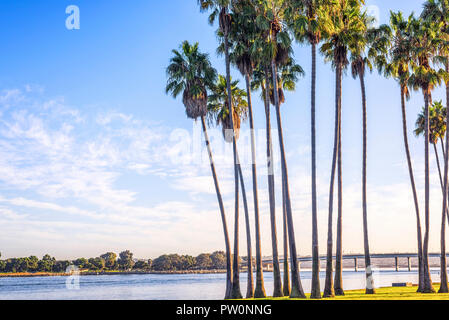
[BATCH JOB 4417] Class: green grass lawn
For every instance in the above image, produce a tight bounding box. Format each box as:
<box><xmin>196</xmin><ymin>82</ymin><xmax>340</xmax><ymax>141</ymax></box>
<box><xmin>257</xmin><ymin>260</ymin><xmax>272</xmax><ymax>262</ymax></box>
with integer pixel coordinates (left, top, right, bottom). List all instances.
<box><xmin>251</xmin><ymin>285</ymin><xmax>449</xmax><ymax>300</ymax></box>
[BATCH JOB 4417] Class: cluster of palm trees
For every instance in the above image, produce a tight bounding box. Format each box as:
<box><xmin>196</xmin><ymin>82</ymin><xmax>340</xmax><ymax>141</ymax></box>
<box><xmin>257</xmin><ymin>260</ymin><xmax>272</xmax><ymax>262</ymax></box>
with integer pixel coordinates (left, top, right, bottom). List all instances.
<box><xmin>165</xmin><ymin>0</ymin><xmax>449</xmax><ymax>299</ymax></box>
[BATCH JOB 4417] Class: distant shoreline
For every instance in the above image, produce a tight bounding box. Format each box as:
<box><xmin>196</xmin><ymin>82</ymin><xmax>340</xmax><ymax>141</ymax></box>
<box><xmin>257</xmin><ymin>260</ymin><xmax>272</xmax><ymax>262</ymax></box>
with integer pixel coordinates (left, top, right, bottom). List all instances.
<box><xmin>0</xmin><ymin>270</ymin><xmax>229</xmax><ymax>278</ymax></box>
<box><xmin>0</xmin><ymin>266</ymin><xmax>430</xmax><ymax>278</ymax></box>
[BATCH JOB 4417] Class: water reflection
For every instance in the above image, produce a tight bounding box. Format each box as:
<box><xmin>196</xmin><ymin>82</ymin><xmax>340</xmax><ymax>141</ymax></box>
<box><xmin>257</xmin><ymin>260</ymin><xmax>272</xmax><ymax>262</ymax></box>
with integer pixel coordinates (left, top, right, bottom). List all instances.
<box><xmin>0</xmin><ymin>269</ymin><xmax>443</xmax><ymax>300</ymax></box>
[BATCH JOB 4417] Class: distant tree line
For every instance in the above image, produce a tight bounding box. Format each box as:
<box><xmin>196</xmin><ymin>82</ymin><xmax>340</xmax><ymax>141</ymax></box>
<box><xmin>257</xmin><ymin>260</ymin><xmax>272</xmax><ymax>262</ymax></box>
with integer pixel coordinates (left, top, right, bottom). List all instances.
<box><xmin>0</xmin><ymin>251</ymin><xmax>235</xmax><ymax>273</ymax></box>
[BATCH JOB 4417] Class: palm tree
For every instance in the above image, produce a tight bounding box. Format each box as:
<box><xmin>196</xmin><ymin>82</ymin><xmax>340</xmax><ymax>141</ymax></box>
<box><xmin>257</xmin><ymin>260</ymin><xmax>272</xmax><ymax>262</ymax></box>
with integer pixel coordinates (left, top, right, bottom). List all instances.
<box><xmin>208</xmin><ymin>75</ymin><xmax>250</xmax><ymax>298</ymax></box>
<box><xmin>319</xmin><ymin>0</ymin><xmax>365</xmax><ymax>296</ymax></box>
<box><xmin>422</xmin><ymin>0</ymin><xmax>449</xmax><ymax>145</ymax></box>
<box><xmin>286</xmin><ymin>0</ymin><xmax>326</xmax><ymax>299</ymax></box>
<box><xmin>408</xmin><ymin>17</ymin><xmax>447</xmax><ymax>293</ymax></box>
<box><xmin>439</xmin><ymin>102</ymin><xmax>449</xmax><ymax>293</ymax></box>
<box><xmin>422</xmin><ymin>4</ymin><xmax>449</xmax><ymax>291</ymax></box>
<box><xmin>198</xmin><ymin>0</ymin><xmax>244</xmax><ymax>299</ymax></box>
<box><xmin>415</xmin><ymin>103</ymin><xmax>449</xmax><ymax>272</ymax></box>
<box><xmin>251</xmin><ymin>0</ymin><xmax>293</xmax><ymax>297</ymax></box>
<box><xmin>165</xmin><ymin>41</ymin><xmax>233</xmax><ymax>299</ymax></box>
<box><xmin>422</xmin><ymin>2</ymin><xmax>449</xmax><ymax>292</ymax></box>
<box><xmin>226</xmin><ymin>1</ymin><xmax>266</xmax><ymax>298</ymax></box>
<box><xmin>380</xmin><ymin>11</ymin><xmax>425</xmax><ymax>293</ymax></box>
<box><xmin>252</xmin><ymin>0</ymin><xmax>307</xmax><ymax>298</ymax></box>
<box><xmin>349</xmin><ymin>10</ymin><xmax>390</xmax><ymax>295</ymax></box>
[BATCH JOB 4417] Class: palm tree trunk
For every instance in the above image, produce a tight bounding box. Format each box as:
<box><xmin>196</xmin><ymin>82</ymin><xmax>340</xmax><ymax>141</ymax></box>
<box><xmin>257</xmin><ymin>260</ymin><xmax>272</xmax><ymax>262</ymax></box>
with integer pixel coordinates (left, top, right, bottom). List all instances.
<box><xmin>438</xmin><ymin>3</ymin><xmax>449</xmax><ymax>296</ymax></box>
<box><xmin>422</xmin><ymin>90</ymin><xmax>435</xmax><ymax>293</ymax></box>
<box><xmin>224</xmin><ymin>30</ymin><xmax>243</xmax><ymax>299</ymax></box>
<box><xmin>441</xmin><ymin>61</ymin><xmax>449</xmax><ymax>230</ymax></box>
<box><xmin>282</xmin><ymin>187</ymin><xmax>291</xmax><ymax>297</ymax></box>
<box><xmin>310</xmin><ymin>42</ymin><xmax>321</xmax><ymax>299</ymax></box>
<box><xmin>446</xmin><ymin>64</ymin><xmax>449</xmax><ymax>229</ymax></box>
<box><xmin>438</xmin><ymin>138</ymin><xmax>449</xmax><ymax>224</ymax></box>
<box><xmin>440</xmin><ymin>117</ymin><xmax>449</xmax><ymax>227</ymax></box>
<box><xmin>231</xmin><ymin>165</ymin><xmax>242</xmax><ymax>299</ymax></box>
<box><xmin>439</xmin><ymin>90</ymin><xmax>449</xmax><ymax>293</ymax></box>
<box><xmin>323</xmin><ymin>63</ymin><xmax>341</xmax><ymax>298</ymax></box>
<box><xmin>434</xmin><ymin>143</ymin><xmax>444</xmax><ymax>190</ymax></box>
<box><xmin>271</xmin><ymin>59</ymin><xmax>306</xmax><ymax>299</ymax></box>
<box><xmin>359</xmin><ymin>72</ymin><xmax>375</xmax><ymax>294</ymax></box>
<box><xmin>432</xmin><ymin>143</ymin><xmax>449</xmax><ymax>232</ymax></box>
<box><xmin>263</xmin><ymin>68</ymin><xmax>283</xmax><ymax>298</ymax></box>
<box><xmin>400</xmin><ymin>86</ymin><xmax>424</xmax><ymax>293</ymax></box>
<box><xmin>245</xmin><ymin>74</ymin><xmax>266</xmax><ymax>298</ymax></box>
<box><xmin>200</xmin><ymin>116</ymin><xmax>233</xmax><ymax>299</ymax></box>
<box><xmin>441</xmin><ymin>62</ymin><xmax>449</xmax><ymax>294</ymax></box>
<box><xmin>236</xmin><ymin>152</ymin><xmax>253</xmax><ymax>298</ymax></box>
<box><xmin>334</xmin><ymin>63</ymin><xmax>344</xmax><ymax>296</ymax></box>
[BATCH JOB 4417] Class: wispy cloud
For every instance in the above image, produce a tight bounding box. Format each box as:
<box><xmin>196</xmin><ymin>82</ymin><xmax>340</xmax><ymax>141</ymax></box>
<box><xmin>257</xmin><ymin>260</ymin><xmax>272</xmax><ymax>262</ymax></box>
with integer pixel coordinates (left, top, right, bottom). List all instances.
<box><xmin>0</xmin><ymin>87</ymin><xmax>446</xmax><ymax>261</ymax></box>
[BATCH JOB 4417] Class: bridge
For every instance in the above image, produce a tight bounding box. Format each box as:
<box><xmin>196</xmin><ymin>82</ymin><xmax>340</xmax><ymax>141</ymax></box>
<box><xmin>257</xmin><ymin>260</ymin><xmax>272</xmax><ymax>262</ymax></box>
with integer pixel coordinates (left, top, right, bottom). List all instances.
<box><xmin>261</xmin><ymin>253</ymin><xmax>449</xmax><ymax>272</ymax></box>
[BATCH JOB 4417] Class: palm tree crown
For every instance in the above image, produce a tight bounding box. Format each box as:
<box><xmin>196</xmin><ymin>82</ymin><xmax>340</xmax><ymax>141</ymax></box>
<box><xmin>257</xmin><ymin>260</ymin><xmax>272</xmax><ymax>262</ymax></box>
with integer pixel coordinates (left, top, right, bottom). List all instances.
<box><xmin>408</xmin><ymin>18</ymin><xmax>446</xmax><ymax>96</ymax></box>
<box><xmin>208</xmin><ymin>75</ymin><xmax>249</xmax><ymax>142</ymax></box>
<box><xmin>286</xmin><ymin>0</ymin><xmax>326</xmax><ymax>45</ymax></box>
<box><xmin>165</xmin><ymin>41</ymin><xmax>217</xmax><ymax>119</ymax></box>
<box><xmin>320</xmin><ymin>0</ymin><xmax>365</xmax><ymax>71</ymax></box>
<box><xmin>380</xmin><ymin>12</ymin><xmax>415</xmax><ymax>97</ymax></box>
<box><xmin>415</xmin><ymin>100</ymin><xmax>447</xmax><ymax>144</ymax></box>
<box><xmin>251</xmin><ymin>58</ymin><xmax>304</xmax><ymax>106</ymax></box>
<box><xmin>350</xmin><ymin>12</ymin><xmax>391</xmax><ymax>80</ymax></box>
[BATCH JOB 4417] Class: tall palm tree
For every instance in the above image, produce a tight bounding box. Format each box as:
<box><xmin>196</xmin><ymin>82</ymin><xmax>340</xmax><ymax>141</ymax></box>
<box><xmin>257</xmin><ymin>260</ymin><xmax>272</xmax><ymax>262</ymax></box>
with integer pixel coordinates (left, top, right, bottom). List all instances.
<box><xmin>380</xmin><ymin>11</ymin><xmax>425</xmax><ymax>293</ymax></box>
<box><xmin>286</xmin><ymin>0</ymin><xmax>326</xmax><ymax>299</ymax></box>
<box><xmin>408</xmin><ymin>17</ymin><xmax>447</xmax><ymax>293</ymax></box>
<box><xmin>253</xmin><ymin>0</ymin><xmax>307</xmax><ymax>298</ymax></box>
<box><xmin>165</xmin><ymin>41</ymin><xmax>233</xmax><ymax>299</ymax></box>
<box><xmin>226</xmin><ymin>1</ymin><xmax>266</xmax><ymax>298</ymax></box>
<box><xmin>198</xmin><ymin>0</ymin><xmax>244</xmax><ymax>299</ymax></box>
<box><xmin>440</xmin><ymin>101</ymin><xmax>449</xmax><ymax>294</ymax></box>
<box><xmin>251</xmin><ymin>0</ymin><xmax>292</xmax><ymax>297</ymax></box>
<box><xmin>349</xmin><ymin>10</ymin><xmax>390</xmax><ymax>295</ymax></box>
<box><xmin>319</xmin><ymin>0</ymin><xmax>365</xmax><ymax>296</ymax></box>
<box><xmin>415</xmin><ymin>103</ymin><xmax>449</xmax><ymax>262</ymax></box>
<box><xmin>421</xmin><ymin>6</ymin><xmax>449</xmax><ymax>293</ymax></box>
<box><xmin>422</xmin><ymin>4</ymin><xmax>449</xmax><ymax>291</ymax></box>
<box><xmin>208</xmin><ymin>75</ymin><xmax>250</xmax><ymax>298</ymax></box>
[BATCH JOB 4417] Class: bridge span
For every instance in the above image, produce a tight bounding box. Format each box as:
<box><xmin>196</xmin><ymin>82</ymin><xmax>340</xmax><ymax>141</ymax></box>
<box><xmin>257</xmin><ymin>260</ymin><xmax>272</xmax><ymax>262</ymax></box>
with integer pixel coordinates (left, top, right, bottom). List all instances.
<box><xmin>261</xmin><ymin>253</ymin><xmax>449</xmax><ymax>272</ymax></box>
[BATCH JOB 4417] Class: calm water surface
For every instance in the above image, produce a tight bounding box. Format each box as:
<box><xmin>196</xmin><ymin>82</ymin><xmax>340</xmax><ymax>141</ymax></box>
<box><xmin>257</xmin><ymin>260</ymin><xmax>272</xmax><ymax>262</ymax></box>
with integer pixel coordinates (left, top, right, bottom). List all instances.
<box><xmin>0</xmin><ymin>269</ymin><xmax>442</xmax><ymax>300</ymax></box>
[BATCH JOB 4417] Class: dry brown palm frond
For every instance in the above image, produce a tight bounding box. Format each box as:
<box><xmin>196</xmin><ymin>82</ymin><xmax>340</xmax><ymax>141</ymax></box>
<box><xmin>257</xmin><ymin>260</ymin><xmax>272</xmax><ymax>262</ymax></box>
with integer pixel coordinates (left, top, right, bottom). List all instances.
<box><xmin>219</xmin><ymin>8</ymin><xmax>232</xmax><ymax>34</ymax></box>
<box><xmin>271</xmin><ymin>17</ymin><xmax>281</xmax><ymax>37</ymax></box>
<box><xmin>183</xmin><ymin>85</ymin><xmax>208</xmax><ymax>119</ymax></box>
<box><xmin>269</xmin><ymin>87</ymin><xmax>285</xmax><ymax>106</ymax></box>
<box><xmin>236</xmin><ymin>53</ymin><xmax>254</xmax><ymax>77</ymax></box>
<box><xmin>220</xmin><ymin>108</ymin><xmax>241</xmax><ymax>143</ymax></box>
<box><xmin>275</xmin><ymin>44</ymin><xmax>289</xmax><ymax>66</ymax></box>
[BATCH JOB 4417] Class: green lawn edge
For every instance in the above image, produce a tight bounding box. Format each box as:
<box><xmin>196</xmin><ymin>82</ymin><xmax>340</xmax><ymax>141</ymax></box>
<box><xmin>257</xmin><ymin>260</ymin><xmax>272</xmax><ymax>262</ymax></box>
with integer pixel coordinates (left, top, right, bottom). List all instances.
<box><xmin>243</xmin><ymin>284</ymin><xmax>449</xmax><ymax>300</ymax></box>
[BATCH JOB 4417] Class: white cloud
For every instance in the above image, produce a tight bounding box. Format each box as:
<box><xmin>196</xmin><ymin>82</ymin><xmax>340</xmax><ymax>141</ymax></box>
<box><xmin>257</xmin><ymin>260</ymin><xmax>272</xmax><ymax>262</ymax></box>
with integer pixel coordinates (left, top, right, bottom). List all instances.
<box><xmin>0</xmin><ymin>88</ymin><xmax>447</xmax><ymax>261</ymax></box>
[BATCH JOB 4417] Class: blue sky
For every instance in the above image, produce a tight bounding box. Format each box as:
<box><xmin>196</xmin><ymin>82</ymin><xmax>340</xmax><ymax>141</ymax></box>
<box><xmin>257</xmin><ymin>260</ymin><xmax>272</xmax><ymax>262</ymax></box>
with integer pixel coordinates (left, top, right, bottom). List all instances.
<box><xmin>0</xmin><ymin>0</ymin><xmax>447</xmax><ymax>260</ymax></box>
